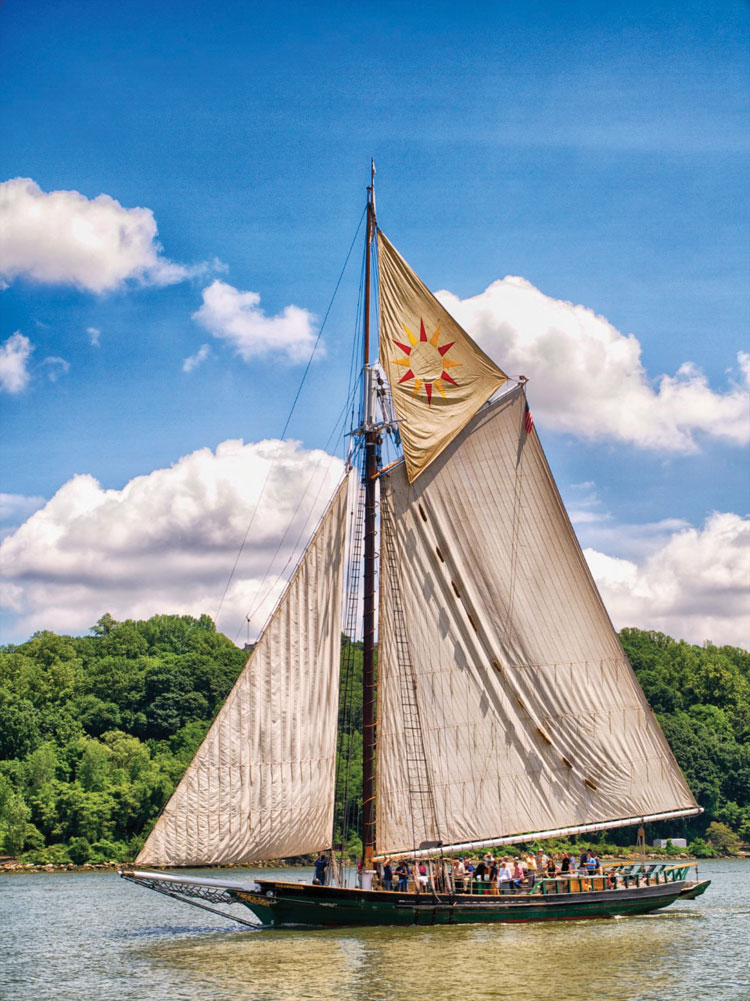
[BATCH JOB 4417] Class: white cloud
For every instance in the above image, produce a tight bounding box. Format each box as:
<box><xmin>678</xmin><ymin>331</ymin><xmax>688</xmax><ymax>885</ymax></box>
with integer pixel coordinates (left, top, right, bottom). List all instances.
<box><xmin>41</xmin><ymin>356</ymin><xmax>70</xmax><ymax>382</ymax></box>
<box><xmin>193</xmin><ymin>280</ymin><xmax>320</xmax><ymax>364</ymax></box>
<box><xmin>438</xmin><ymin>279</ymin><xmax>750</xmax><ymax>451</ymax></box>
<box><xmin>0</xmin><ymin>177</ymin><xmax>202</xmax><ymax>293</ymax></box>
<box><xmin>586</xmin><ymin>512</ymin><xmax>750</xmax><ymax>647</ymax></box>
<box><xmin>182</xmin><ymin>343</ymin><xmax>210</xmax><ymax>372</ymax></box>
<box><xmin>0</xmin><ymin>438</ymin><xmax>345</xmax><ymax>643</ymax></box>
<box><xmin>87</xmin><ymin>326</ymin><xmax>101</xmax><ymax>347</ymax></box>
<box><xmin>0</xmin><ymin>331</ymin><xmax>32</xmax><ymax>393</ymax></box>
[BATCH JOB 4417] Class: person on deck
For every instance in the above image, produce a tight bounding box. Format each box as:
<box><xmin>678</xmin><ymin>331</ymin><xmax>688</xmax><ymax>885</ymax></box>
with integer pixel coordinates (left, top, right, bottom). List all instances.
<box><xmin>381</xmin><ymin>860</ymin><xmax>394</xmax><ymax>891</ymax></box>
<box><xmin>396</xmin><ymin>860</ymin><xmax>410</xmax><ymax>892</ymax></box>
<box><xmin>497</xmin><ymin>859</ymin><xmax>513</xmax><ymax>891</ymax></box>
<box><xmin>560</xmin><ymin>851</ymin><xmax>571</xmax><ymax>875</ymax></box>
<box><xmin>546</xmin><ymin>856</ymin><xmax>558</xmax><ymax>878</ymax></box>
<box><xmin>585</xmin><ymin>852</ymin><xmax>597</xmax><ymax>875</ymax></box>
<box><xmin>525</xmin><ymin>851</ymin><xmax>537</xmax><ymax>889</ymax></box>
<box><xmin>579</xmin><ymin>848</ymin><xmax>589</xmax><ymax>873</ymax></box>
<box><xmin>314</xmin><ymin>854</ymin><xmax>328</xmax><ymax>885</ymax></box>
<box><xmin>511</xmin><ymin>859</ymin><xmax>524</xmax><ymax>890</ymax></box>
<box><xmin>417</xmin><ymin>862</ymin><xmax>429</xmax><ymax>889</ymax></box>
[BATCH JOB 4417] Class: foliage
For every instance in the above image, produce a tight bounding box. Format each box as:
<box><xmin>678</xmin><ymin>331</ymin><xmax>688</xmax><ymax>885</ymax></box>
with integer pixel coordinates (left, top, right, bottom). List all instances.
<box><xmin>688</xmin><ymin>838</ymin><xmax>717</xmax><ymax>858</ymax></box>
<box><xmin>0</xmin><ymin>614</ymin><xmax>246</xmax><ymax>863</ymax></box>
<box><xmin>705</xmin><ymin>821</ymin><xmax>741</xmax><ymax>853</ymax></box>
<box><xmin>0</xmin><ymin>619</ymin><xmax>747</xmax><ymax>865</ymax></box>
<box><xmin>620</xmin><ymin>628</ymin><xmax>750</xmax><ymax>847</ymax></box>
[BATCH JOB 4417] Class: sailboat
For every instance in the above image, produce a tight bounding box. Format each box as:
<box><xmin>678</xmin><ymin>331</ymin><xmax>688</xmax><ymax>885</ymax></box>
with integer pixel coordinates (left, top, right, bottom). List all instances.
<box><xmin>121</xmin><ymin>168</ymin><xmax>710</xmax><ymax>927</ymax></box>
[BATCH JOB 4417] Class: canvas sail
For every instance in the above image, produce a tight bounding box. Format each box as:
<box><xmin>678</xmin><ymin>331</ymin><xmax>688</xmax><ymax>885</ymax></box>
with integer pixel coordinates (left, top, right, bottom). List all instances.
<box><xmin>378</xmin><ymin>231</ymin><xmax>507</xmax><ymax>483</ymax></box>
<box><xmin>136</xmin><ymin>474</ymin><xmax>350</xmax><ymax>866</ymax></box>
<box><xmin>376</xmin><ymin>388</ymin><xmax>698</xmax><ymax>857</ymax></box>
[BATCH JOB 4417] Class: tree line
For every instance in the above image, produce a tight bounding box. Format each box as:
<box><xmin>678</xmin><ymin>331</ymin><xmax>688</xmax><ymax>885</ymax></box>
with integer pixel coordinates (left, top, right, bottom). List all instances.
<box><xmin>0</xmin><ymin>616</ymin><xmax>747</xmax><ymax>864</ymax></box>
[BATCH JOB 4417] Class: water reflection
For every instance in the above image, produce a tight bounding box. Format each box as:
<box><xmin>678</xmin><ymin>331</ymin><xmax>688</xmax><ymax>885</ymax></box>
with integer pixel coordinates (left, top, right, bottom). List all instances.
<box><xmin>1</xmin><ymin>861</ymin><xmax>746</xmax><ymax>1001</ymax></box>
<box><xmin>147</xmin><ymin>907</ymin><xmax>707</xmax><ymax>1001</ymax></box>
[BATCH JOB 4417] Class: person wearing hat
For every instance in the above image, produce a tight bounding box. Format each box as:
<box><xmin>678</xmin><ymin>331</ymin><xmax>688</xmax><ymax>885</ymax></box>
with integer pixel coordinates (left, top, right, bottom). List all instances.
<box><xmin>525</xmin><ymin>851</ymin><xmax>537</xmax><ymax>889</ymax></box>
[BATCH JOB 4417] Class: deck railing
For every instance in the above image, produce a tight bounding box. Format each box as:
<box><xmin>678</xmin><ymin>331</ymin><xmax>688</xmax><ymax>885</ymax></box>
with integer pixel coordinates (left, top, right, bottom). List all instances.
<box><xmin>444</xmin><ymin>862</ymin><xmax>694</xmax><ymax>896</ymax></box>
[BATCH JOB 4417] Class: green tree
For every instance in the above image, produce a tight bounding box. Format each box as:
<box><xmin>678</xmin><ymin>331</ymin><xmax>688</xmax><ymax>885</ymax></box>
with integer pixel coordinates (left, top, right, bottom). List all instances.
<box><xmin>706</xmin><ymin>821</ymin><xmax>741</xmax><ymax>853</ymax></box>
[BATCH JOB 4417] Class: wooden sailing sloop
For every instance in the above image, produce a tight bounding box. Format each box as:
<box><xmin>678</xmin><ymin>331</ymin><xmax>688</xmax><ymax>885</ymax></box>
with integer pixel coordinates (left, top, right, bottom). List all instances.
<box><xmin>121</xmin><ymin>170</ymin><xmax>709</xmax><ymax>927</ymax></box>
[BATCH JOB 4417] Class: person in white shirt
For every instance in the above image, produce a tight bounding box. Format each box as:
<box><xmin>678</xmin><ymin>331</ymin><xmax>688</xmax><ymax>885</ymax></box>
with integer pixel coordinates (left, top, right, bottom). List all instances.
<box><xmin>497</xmin><ymin>859</ymin><xmax>513</xmax><ymax>890</ymax></box>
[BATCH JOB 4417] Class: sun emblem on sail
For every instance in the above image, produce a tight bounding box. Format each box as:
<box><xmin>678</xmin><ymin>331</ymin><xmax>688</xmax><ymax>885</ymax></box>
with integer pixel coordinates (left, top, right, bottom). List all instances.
<box><xmin>391</xmin><ymin>319</ymin><xmax>462</xmax><ymax>405</ymax></box>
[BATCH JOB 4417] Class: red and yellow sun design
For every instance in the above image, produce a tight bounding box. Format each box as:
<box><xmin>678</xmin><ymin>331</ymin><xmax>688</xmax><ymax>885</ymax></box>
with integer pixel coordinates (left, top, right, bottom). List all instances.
<box><xmin>392</xmin><ymin>319</ymin><xmax>461</xmax><ymax>405</ymax></box>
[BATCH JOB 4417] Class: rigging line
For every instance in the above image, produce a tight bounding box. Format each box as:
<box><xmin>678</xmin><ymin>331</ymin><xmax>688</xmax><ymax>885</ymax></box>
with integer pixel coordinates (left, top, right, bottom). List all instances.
<box><xmin>213</xmin><ymin>206</ymin><xmax>367</xmax><ymax>629</ymax></box>
<box><xmin>233</xmin><ymin>377</ymin><xmax>364</xmax><ymax>641</ymax></box>
<box><xmin>238</xmin><ymin>221</ymin><xmax>368</xmax><ymax>641</ymax></box>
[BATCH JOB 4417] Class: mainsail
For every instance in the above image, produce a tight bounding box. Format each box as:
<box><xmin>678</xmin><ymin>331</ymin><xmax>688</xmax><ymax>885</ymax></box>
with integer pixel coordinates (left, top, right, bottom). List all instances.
<box><xmin>136</xmin><ymin>474</ymin><xmax>350</xmax><ymax>866</ymax></box>
<box><xmin>376</xmin><ymin>387</ymin><xmax>698</xmax><ymax>857</ymax></box>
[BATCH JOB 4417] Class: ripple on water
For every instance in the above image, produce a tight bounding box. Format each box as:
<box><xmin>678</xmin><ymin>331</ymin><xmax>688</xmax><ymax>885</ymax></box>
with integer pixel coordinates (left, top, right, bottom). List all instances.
<box><xmin>0</xmin><ymin>861</ymin><xmax>748</xmax><ymax>1001</ymax></box>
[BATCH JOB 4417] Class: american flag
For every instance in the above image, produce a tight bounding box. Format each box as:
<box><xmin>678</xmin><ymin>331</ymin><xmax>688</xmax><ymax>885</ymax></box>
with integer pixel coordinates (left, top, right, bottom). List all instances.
<box><xmin>524</xmin><ymin>399</ymin><xmax>534</xmax><ymax>434</ymax></box>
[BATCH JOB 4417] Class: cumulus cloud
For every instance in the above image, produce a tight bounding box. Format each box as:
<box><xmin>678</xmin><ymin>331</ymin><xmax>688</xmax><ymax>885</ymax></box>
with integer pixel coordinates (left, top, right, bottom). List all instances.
<box><xmin>0</xmin><ymin>438</ymin><xmax>345</xmax><ymax>643</ymax></box>
<box><xmin>586</xmin><ymin>512</ymin><xmax>750</xmax><ymax>647</ymax></box>
<box><xmin>87</xmin><ymin>327</ymin><xmax>101</xmax><ymax>347</ymax></box>
<box><xmin>193</xmin><ymin>280</ymin><xmax>320</xmax><ymax>364</ymax></box>
<box><xmin>182</xmin><ymin>343</ymin><xmax>210</xmax><ymax>372</ymax></box>
<box><xmin>0</xmin><ymin>331</ymin><xmax>32</xmax><ymax>393</ymax></box>
<box><xmin>438</xmin><ymin>279</ymin><xmax>750</xmax><ymax>451</ymax></box>
<box><xmin>0</xmin><ymin>177</ymin><xmax>204</xmax><ymax>293</ymax></box>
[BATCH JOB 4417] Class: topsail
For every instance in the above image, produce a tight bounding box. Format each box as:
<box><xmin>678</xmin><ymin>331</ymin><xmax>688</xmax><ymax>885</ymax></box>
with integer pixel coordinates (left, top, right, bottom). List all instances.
<box><xmin>378</xmin><ymin>231</ymin><xmax>507</xmax><ymax>482</ymax></box>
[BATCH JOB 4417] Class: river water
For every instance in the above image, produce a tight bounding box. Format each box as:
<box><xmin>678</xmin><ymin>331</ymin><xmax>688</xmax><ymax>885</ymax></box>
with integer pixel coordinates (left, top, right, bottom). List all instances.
<box><xmin>1</xmin><ymin>860</ymin><xmax>747</xmax><ymax>1001</ymax></box>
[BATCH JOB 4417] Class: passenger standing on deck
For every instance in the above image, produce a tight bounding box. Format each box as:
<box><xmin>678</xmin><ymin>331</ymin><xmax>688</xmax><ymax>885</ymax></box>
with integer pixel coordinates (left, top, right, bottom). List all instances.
<box><xmin>382</xmin><ymin>860</ymin><xmax>394</xmax><ymax>891</ymax></box>
<box><xmin>417</xmin><ymin>862</ymin><xmax>429</xmax><ymax>889</ymax></box>
<box><xmin>314</xmin><ymin>853</ymin><xmax>328</xmax><ymax>885</ymax></box>
<box><xmin>560</xmin><ymin>851</ymin><xmax>571</xmax><ymax>875</ymax></box>
<box><xmin>396</xmin><ymin>860</ymin><xmax>410</xmax><ymax>892</ymax></box>
<box><xmin>512</xmin><ymin>859</ymin><xmax>524</xmax><ymax>890</ymax></box>
<box><xmin>525</xmin><ymin>851</ymin><xmax>537</xmax><ymax>888</ymax></box>
<box><xmin>579</xmin><ymin>848</ymin><xmax>588</xmax><ymax>873</ymax></box>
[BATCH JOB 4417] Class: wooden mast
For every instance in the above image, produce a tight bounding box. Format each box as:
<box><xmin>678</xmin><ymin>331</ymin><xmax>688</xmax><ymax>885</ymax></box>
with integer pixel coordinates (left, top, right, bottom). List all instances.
<box><xmin>362</xmin><ymin>161</ymin><xmax>377</xmax><ymax>870</ymax></box>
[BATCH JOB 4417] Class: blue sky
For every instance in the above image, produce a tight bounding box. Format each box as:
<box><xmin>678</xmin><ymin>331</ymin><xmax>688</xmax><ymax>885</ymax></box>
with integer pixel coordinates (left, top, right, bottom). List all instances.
<box><xmin>1</xmin><ymin>0</ymin><xmax>748</xmax><ymax>646</ymax></box>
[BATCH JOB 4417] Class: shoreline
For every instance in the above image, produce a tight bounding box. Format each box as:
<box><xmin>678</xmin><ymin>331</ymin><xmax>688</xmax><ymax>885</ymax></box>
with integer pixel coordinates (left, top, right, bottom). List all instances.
<box><xmin>3</xmin><ymin>852</ymin><xmax>746</xmax><ymax>875</ymax></box>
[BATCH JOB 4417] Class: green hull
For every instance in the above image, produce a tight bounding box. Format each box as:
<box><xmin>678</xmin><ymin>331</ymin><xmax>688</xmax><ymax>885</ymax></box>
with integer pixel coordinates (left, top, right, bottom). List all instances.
<box><xmin>234</xmin><ymin>879</ymin><xmax>688</xmax><ymax>928</ymax></box>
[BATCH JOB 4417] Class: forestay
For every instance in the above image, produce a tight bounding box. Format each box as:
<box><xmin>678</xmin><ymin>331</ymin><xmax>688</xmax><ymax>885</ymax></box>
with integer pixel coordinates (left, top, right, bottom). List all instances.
<box><xmin>136</xmin><ymin>474</ymin><xmax>350</xmax><ymax>866</ymax></box>
<box><xmin>376</xmin><ymin>388</ymin><xmax>698</xmax><ymax>857</ymax></box>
